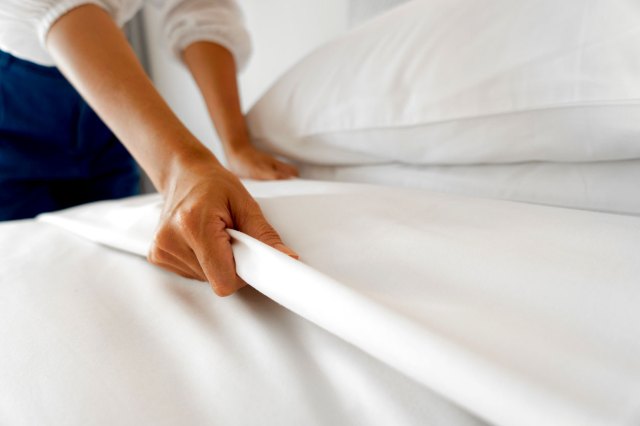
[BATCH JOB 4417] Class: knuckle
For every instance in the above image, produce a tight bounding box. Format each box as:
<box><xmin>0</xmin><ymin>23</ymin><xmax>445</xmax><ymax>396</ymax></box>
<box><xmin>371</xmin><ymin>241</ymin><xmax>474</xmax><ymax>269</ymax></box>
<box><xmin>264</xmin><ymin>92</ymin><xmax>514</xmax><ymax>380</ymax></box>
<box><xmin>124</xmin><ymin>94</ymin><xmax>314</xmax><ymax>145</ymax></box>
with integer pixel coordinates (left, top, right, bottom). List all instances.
<box><xmin>174</xmin><ymin>207</ymin><xmax>198</xmax><ymax>231</ymax></box>
<box><xmin>152</xmin><ymin>226</ymin><xmax>175</xmax><ymax>249</ymax></box>
<box><xmin>209</xmin><ymin>216</ymin><xmax>229</xmax><ymax>233</ymax></box>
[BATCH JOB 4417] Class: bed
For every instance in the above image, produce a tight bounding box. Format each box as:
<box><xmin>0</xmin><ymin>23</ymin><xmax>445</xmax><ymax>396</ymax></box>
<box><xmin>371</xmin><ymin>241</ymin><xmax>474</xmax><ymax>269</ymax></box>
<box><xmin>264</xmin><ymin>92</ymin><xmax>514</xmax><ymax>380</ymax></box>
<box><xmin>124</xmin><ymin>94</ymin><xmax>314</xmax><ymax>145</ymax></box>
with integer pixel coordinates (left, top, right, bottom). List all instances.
<box><xmin>2</xmin><ymin>179</ymin><xmax>639</xmax><ymax>425</ymax></box>
<box><xmin>3</xmin><ymin>0</ymin><xmax>640</xmax><ymax>424</ymax></box>
<box><xmin>0</xmin><ymin>182</ymin><xmax>487</xmax><ymax>426</ymax></box>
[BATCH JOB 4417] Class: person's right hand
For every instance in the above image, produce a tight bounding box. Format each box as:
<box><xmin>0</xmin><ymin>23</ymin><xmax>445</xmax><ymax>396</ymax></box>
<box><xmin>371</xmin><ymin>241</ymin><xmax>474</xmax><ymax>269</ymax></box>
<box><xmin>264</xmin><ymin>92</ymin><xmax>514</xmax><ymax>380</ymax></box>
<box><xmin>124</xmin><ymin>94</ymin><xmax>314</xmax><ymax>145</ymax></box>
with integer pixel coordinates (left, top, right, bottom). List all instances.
<box><xmin>147</xmin><ymin>156</ymin><xmax>298</xmax><ymax>296</ymax></box>
<box><xmin>45</xmin><ymin>5</ymin><xmax>297</xmax><ymax>297</ymax></box>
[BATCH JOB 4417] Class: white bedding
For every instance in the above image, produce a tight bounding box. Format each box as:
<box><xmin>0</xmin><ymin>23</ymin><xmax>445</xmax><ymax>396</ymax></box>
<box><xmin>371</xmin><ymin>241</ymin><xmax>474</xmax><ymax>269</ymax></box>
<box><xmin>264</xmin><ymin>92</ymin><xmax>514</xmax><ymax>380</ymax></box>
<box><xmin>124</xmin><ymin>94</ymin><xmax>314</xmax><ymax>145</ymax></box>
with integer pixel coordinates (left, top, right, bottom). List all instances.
<box><xmin>297</xmin><ymin>160</ymin><xmax>640</xmax><ymax>216</ymax></box>
<box><xmin>0</xmin><ymin>183</ymin><xmax>486</xmax><ymax>426</ymax></box>
<box><xmin>2</xmin><ymin>180</ymin><xmax>638</xmax><ymax>426</ymax></box>
<box><xmin>245</xmin><ymin>0</ymin><xmax>640</xmax><ymax>217</ymax></box>
<box><xmin>248</xmin><ymin>0</ymin><xmax>640</xmax><ymax>166</ymax></box>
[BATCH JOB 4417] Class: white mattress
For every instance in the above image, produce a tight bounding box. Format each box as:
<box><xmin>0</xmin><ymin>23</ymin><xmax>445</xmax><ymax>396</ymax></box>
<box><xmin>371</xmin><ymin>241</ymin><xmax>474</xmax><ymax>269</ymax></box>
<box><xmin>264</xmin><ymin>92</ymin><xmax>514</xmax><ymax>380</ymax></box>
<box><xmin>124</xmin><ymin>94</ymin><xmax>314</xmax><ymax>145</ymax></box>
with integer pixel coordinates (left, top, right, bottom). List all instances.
<box><xmin>2</xmin><ymin>179</ymin><xmax>640</xmax><ymax>426</ymax></box>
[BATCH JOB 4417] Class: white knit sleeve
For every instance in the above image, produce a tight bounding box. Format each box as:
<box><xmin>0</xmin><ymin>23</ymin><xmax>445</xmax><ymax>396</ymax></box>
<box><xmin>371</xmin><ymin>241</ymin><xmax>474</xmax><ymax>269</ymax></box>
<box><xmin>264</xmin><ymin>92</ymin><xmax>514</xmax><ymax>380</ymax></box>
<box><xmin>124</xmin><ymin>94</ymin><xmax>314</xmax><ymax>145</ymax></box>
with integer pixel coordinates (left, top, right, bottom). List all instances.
<box><xmin>0</xmin><ymin>0</ymin><xmax>113</xmax><ymax>46</ymax></box>
<box><xmin>154</xmin><ymin>0</ymin><xmax>252</xmax><ymax>72</ymax></box>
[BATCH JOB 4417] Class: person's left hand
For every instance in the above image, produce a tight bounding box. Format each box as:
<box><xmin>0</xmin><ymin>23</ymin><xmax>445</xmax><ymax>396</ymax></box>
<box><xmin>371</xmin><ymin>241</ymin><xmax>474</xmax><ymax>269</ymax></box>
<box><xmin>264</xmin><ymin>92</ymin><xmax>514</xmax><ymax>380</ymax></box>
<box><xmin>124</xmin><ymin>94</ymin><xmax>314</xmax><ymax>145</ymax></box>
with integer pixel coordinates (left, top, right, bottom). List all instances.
<box><xmin>226</xmin><ymin>145</ymin><xmax>299</xmax><ymax>180</ymax></box>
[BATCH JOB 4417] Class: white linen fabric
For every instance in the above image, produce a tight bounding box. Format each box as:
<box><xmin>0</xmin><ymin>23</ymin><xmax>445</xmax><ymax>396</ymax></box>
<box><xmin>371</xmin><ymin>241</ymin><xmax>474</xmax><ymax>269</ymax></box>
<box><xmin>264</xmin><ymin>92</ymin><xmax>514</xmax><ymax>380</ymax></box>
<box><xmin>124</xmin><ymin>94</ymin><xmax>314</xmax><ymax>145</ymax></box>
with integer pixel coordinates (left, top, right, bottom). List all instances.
<box><xmin>298</xmin><ymin>160</ymin><xmax>640</xmax><ymax>216</ymax></box>
<box><xmin>0</xmin><ymin>0</ymin><xmax>251</xmax><ymax>69</ymax></box>
<box><xmin>247</xmin><ymin>0</ymin><xmax>640</xmax><ymax>165</ymax></box>
<box><xmin>28</xmin><ymin>180</ymin><xmax>640</xmax><ymax>426</ymax></box>
<box><xmin>0</xmin><ymin>217</ymin><xmax>484</xmax><ymax>426</ymax></box>
<box><xmin>348</xmin><ymin>0</ymin><xmax>410</xmax><ymax>26</ymax></box>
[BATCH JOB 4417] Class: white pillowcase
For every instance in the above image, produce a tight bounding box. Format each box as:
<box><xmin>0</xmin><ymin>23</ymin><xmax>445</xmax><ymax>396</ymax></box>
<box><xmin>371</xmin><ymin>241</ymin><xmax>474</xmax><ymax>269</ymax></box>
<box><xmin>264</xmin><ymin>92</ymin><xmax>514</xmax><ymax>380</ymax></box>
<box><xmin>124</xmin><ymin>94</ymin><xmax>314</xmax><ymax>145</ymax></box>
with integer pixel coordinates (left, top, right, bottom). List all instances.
<box><xmin>247</xmin><ymin>0</ymin><xmax>640</xmax><ymax>166</ymax></box>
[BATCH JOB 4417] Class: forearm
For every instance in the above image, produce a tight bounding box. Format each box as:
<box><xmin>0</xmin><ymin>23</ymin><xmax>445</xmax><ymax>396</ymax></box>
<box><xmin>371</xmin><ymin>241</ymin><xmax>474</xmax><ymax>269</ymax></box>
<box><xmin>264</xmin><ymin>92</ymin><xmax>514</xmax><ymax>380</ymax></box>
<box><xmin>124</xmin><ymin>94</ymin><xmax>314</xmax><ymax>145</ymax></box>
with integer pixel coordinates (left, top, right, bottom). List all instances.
<box><xmin>44</xmin><ymin>4</ymin><xmax>296</xmax><ymax>293</ymax></box>
<box><xmin>182</xmin><ymin>41</ymin><xmax>251</xmax><ymax>155</ymax></box>
<box><xmin>46</xmin><ymin>5</ymin><xmax>216</xmax><ymax>193</ymax></box>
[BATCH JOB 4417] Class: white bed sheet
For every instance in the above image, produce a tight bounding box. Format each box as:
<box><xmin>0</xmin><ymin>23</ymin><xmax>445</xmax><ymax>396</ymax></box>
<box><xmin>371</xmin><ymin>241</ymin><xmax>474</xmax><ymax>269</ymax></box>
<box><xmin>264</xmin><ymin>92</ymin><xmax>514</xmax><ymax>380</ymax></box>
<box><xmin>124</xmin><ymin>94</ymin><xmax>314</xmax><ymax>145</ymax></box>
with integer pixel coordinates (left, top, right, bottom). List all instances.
<box><xmin>0</xmin><ymin>204</ymin><xmax>484</xmax><ymax>425</ymax></box>
<box><xmin>9</xmin><ymin>179</ymin><xmax>639</xmax><ymax>426</ymax></box>
<box><xmin>297</xmin><ymin>160</ymin><xmax>640</xmax><ymax>216</ymax></box>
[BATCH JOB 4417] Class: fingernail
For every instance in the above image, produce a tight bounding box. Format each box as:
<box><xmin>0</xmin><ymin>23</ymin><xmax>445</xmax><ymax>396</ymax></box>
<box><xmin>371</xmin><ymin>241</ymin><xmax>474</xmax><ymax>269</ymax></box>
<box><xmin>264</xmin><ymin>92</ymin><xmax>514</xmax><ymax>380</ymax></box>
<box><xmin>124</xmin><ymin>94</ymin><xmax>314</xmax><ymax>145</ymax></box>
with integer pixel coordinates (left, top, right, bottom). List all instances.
<box><xmin>274</xmin><ymin>243</ymin><xmax>300</xmax><ymax>260</ymax></box>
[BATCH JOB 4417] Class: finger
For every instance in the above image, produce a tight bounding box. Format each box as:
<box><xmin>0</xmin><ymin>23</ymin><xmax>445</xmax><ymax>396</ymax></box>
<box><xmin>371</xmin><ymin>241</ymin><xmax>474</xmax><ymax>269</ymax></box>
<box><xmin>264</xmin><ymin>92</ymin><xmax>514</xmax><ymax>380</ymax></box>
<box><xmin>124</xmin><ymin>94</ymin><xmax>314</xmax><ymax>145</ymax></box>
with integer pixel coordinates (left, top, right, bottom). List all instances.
<box><xmin>157</xmin><ymin>235</ymin><xmax>208</xmax><ymax>281</ymax></box>
<box><xmin>253</xmin><ymin>166</ymin><xmax>279</xmax><ymax>181</ymax></box>
<box><xmin>274</xmin><ymin>161</ymin><xmax>299</xmax><ymax>179</ymax></box>
<box><xmin>266</xmin><ymin>162</ymin><xmax>287</xmax><ymax>180</ymax></box>
<box><xmin>148</xmin><ymin>250</ymin><xmax>203</xmax><ymax>281</ymax></box>
<box><xmin>281</xmin><ymin>162</ymin><xmax>299</xmax><ymax>177</ymax></box>
<box><xmin>190</xmin><ymin>216</ymin><xmax>246</xmax><ymax>297</ymax></box>
<box><xmin>273</xmin><ymin>169</ymin><xmax>289</xmax><ymax>180</ymax></box>
<box><xmin>233</xmin><ymin>199</ymin><xmax>299</xmax><ymax>259</ymax></box>
<box><xmin>155</xmin><ymin>247</ymin><xmax>207</xmax><ymax>281</ymax></box>
<box><xmin>151</xmin><ymin>229</ymin><xmax>208</xmax><ymax>280</ymax></box>
<box><xmin>267</xmin><ymin>162</ymin><xmax>291</xmax><ymax>180</ymax></box>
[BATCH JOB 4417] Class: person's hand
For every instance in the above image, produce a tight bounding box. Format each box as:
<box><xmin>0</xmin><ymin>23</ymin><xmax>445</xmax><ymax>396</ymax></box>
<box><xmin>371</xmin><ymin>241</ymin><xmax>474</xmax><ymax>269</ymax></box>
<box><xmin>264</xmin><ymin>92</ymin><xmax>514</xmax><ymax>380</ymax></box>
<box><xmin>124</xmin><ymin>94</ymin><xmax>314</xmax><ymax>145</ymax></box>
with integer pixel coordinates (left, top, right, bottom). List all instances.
<box><xmin>45</xmin><ymin>5</ymin><xmax>296</xmax><ymax>296</ymax></box>
<box><xmin>148</xmin><ymin>155</ymin><xmax>298</xmax><ymax>296</ymax></box>
<box><xmin>226</xmin><ymin>145</ymin><xmax>299</xmax><ymax>180</ymax></box>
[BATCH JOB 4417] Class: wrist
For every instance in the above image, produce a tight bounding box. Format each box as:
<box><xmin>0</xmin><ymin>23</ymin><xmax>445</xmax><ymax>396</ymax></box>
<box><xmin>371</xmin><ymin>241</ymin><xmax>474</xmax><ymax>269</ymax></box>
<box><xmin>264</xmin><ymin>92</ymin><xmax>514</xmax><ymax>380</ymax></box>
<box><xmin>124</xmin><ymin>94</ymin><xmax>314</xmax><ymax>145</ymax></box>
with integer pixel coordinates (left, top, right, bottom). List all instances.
<box><xmin>222</xmin><ymin>137</ymin><xmax>254</xmax><ymax>157</ymax></box>
<box><xmin>159</xmin><ymin>143</ymin><xmax>222</xmax><ymax>195</ymax></box>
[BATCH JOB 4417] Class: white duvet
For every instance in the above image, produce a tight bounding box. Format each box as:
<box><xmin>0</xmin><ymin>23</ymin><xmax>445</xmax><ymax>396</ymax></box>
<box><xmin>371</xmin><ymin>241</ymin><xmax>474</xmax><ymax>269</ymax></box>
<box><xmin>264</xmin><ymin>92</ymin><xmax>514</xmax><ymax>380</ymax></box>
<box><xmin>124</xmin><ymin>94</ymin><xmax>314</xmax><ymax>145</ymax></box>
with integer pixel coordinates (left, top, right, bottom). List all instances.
<box><xmin>2</xmin><ymin>180</ymin><xmax>636</xmax><ymax>426</ymax></box>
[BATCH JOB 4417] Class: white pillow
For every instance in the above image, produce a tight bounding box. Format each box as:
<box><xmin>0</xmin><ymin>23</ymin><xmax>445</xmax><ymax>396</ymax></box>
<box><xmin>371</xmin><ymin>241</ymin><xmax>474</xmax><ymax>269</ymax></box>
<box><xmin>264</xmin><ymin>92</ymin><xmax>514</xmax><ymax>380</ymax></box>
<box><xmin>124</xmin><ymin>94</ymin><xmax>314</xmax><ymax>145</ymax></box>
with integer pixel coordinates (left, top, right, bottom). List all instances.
<box><xmin>247</xmin><ymin>0</ymin><xmax>640</xmax><ymax>166</ymax></box>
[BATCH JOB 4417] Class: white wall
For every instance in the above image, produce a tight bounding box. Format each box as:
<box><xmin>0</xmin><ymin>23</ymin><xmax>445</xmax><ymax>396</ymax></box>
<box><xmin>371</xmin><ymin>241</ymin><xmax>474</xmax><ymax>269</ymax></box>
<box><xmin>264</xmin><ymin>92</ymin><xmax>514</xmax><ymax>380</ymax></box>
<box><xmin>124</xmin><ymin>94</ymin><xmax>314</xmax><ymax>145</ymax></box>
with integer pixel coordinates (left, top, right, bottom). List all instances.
<box><xmin>142</xmin><ymin>0</ymin><xmax>348</xmax><ymax>162</ymax></box>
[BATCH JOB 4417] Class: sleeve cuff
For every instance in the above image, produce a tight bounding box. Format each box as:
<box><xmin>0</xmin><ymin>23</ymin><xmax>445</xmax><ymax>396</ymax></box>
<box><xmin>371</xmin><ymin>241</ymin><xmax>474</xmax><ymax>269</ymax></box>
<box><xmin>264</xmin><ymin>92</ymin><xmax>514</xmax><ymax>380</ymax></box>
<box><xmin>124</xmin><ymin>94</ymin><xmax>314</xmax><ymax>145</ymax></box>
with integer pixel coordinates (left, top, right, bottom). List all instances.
<box><xmin>171</xmin><ymin>25</ymin><xmax>252</xmax><ymax>72</ymax></box>
<box><xmin>37</xmin><ymin>0</ymin><xmax>112</xmax><ymax>47</ymax></box>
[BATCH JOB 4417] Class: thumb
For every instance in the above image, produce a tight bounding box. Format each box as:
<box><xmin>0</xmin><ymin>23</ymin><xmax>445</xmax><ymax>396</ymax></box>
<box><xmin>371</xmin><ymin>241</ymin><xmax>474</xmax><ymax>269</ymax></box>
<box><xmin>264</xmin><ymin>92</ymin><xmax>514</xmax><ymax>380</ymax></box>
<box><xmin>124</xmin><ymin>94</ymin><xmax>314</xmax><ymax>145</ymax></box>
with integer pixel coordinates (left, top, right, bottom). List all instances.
<box><xmin>235</xmin><ymin>201</ymin><xmax>299</xmax><ymax>259</ymax></box>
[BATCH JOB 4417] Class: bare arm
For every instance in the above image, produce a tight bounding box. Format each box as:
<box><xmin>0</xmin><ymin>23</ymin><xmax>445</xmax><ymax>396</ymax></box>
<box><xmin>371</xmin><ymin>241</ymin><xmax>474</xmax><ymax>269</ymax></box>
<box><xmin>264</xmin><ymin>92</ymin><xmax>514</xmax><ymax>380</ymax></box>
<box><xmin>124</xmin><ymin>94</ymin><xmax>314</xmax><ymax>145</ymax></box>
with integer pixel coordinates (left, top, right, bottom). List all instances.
<box><xmin>46</xmin><ymin>5</ymin><xmax>297</xmax><ymax>295</ymax></box>
<box><xmin>47</xmin><ymin>6</ymin><xmax>200</xmax><ymax>192</ymax></box>
<box><xmin>183</xmin><ymin>41</ymin><xmax>298</xmax><ymax>180</ymax></box>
